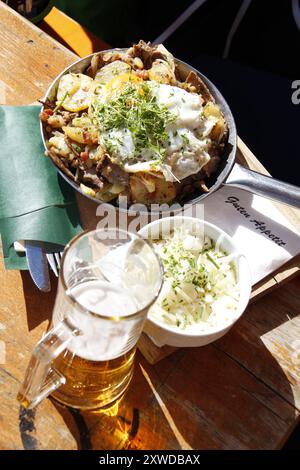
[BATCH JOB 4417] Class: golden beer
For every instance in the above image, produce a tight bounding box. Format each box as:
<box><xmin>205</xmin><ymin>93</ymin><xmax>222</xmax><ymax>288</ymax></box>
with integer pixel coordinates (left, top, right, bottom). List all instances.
<box><xmin>17</xmin><ymin>229</ymin><xmax>162</xmax><ymax>410</ymax></box>
<box><xmin>51</xmin><ymin>346</ymin><xmax>136</xmax><ymax>409</ymax></box>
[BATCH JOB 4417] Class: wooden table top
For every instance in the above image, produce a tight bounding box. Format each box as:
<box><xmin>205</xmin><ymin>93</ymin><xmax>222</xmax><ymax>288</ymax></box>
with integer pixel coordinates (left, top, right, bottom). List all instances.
<box><xmin>1</xmin><ymin>2</ymin><xmax>300</xmax><ymax>450</ymax></box>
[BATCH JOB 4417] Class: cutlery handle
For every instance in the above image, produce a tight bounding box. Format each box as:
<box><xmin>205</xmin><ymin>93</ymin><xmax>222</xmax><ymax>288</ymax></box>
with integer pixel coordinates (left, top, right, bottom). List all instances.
<box><xmin>225</xmin><ymin>163</ymin><xmax>300</xmax><ymax>208</ymax></box>
<box><xmin>25</xmin><ymin>241</ymin><xmax>51</xmax><ymax>292</ymax></box>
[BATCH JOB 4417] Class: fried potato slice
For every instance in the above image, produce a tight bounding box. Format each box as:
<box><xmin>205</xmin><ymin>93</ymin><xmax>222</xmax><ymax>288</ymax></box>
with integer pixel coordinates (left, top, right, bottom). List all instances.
<box><xmin>94</xmin><ymin>60</ymin><xmax>131</xmax><ymax>84</ymax></box>
<box><xmin>48</xmin><ymin>133</ymin><xmax>70</xmax><ymax>157</ymax></box>
<box><xmin>203</xmin><ymin>102</ymin><xmax>227</xmax><ymax>143</ymax></box>
<box><xmin>203</xmin><ymin>102</ymin><xmax>222</xmax><ymax>119</ymax></box>
<box><xmin>63</xmin><ymin>126</ymin><xmax>98</xmax><ymax>144</ymax></box>
<box><xmin>80</xmin><ymin>184</ymin><xmax>118</xmax><ymax>202</ymax></box>
<box><xmin>80</xmin><ymin>183</ymin><xmax>96</xmax><ymax>197</ymax></box>
<box><xmin>148</xmin><ymin>60</ymin><xmax>175</xmax><ymax>84</ymax></box>
<box><xmin>210</xmin><ymin>118</ymin><xmax>227</xmax><ymax>143</ymax></box>
<box><xmin>138</xmin><ymin>173</ymin><xmax>156</xmax><ymax>193</ymax></box>
<box><xmin>62</xmin><ymin>126</ymin><xmax>86</xmax><ymax>144</ymax></box>
<box><xmin>72</xmin><ymin>116</ymin><xmax>93</xmax><ymax>128</ymax></box>
<box><xmin>130</xmin><ymin>173</ymin><xmax>176</xmax><ymax>204</ymax></box>
<box><xmin>57</xmin><ymin>73</ymin><xmax>94</xmax><ymax>112</ymax></box>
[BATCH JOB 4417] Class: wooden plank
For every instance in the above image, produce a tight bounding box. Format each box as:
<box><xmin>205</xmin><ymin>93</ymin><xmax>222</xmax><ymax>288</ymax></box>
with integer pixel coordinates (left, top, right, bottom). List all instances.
<box><xmin>214</xmin><ymin>275</ymin><xmax>300</xmax><ymax>411</ymax></box>
<box><xmin>137</xmin><ymin>333</ymin><xmax>178</xmax><ymax>365</ymax></box>
<box><xmin>141</xmin><ymin>275</ymin><xmax>300</xmax><ymax>414</ymax></box>
<box><xmin>0</xmin><ymin>368</ymin><xmax>79</xmax><ymax>450</ymax></box>
<box><xmin>0</xmin><ymin>2</ymin><xmax>77</xmax><ymax>106</ymax></box>
<box><xmin>252</xmin><ymin>256</ymin><xmax>300</xmax><ymax>300</ymax></box>
<box><xmin>1</xmin><ymin>346</ymin><xmax>297</xmax><ymax>450</ymax></box>
<box><xmin>148</xmin><ymin>347</ymin><xmax>297</xmax><ymax>450</ymax></box>
<box><xmin>85</xmin><ymin>348</ymin><xmax>297</xmax><ymax>450</ymax></box>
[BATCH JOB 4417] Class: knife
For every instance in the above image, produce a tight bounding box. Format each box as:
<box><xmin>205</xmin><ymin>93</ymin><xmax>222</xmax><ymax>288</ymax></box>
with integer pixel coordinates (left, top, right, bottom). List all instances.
<box><xmin>25</xmin><ymin>241</ymin><xmax>51</xmax><ymax>292</ymax></box>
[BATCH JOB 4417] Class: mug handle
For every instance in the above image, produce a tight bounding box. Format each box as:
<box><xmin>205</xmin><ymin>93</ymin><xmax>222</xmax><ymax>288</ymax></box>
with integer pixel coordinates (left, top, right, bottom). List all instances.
<box><xmin>17</xmin><ymin>319</ymin><xmax>80</xmax><ymax>409</ymax></box>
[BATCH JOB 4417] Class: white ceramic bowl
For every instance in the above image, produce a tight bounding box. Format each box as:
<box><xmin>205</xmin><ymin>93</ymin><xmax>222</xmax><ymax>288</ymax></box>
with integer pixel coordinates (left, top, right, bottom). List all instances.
<box><xmin>138</xmin><ymin>216</ymin><xmax>252</xmax><ymax>348</ymax></box>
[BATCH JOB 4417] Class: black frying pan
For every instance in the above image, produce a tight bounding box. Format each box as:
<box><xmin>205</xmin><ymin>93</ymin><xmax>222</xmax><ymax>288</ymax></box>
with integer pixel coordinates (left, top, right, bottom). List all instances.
<box><xmin>40</xmin><ymin>49</ymin><xmax>300</xmax><ymax>211</ymax></box>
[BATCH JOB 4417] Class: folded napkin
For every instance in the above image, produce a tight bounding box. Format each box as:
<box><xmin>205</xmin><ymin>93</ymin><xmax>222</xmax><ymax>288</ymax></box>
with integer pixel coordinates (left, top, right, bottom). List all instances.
<box><xmin>201</xmin><ymin>165</ymin><xmax>300</xmax><ymax>285</ymax></box>
<box><xmin>0</xmin><ymin>105</ymin><xmax>82</xmax><ymax>270</ymax></box>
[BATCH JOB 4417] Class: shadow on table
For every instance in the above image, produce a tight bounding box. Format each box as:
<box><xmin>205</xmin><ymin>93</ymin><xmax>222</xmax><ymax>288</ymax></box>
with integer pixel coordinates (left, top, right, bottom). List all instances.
<box><xmin>28</xmin><ymin>338</ymin><xmax>298</xmax><ymax>450</ymax></box>
<box><xmin>50</xmin><ymin>391</ymin><xmax>137</xmax><ymax>450</ymax></box>
<box><xmin>20</xmin><ymin>270</ymin><xmax>57</xmax><ymax>331</ymax></box>
<box><xmin>39</xmin><ymin>351</ymin><xmax>186</xmax><ymax>450</ymax></box>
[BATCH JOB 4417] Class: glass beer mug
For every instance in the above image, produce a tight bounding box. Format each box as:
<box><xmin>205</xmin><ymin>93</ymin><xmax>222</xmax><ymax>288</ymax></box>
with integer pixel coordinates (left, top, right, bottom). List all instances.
<box><xmin>18</xmin><ymin>229</ymin><xmax>162</xmax><ymax>410</ymax></box>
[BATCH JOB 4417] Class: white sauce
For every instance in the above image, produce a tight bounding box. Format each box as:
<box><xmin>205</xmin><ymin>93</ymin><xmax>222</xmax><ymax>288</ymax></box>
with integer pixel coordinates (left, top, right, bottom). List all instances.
<box><xmin>101</xmin><ymin>82</ymin><xmax>216</xmax><ymax>181</ymax></box>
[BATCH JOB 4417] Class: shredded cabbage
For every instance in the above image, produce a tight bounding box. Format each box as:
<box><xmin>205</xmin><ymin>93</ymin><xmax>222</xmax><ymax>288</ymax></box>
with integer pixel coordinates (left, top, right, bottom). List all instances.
<box><xmin>150</xmin><ymin>226</ymin><xmax>241</xmax><ymax>331</ymax></box>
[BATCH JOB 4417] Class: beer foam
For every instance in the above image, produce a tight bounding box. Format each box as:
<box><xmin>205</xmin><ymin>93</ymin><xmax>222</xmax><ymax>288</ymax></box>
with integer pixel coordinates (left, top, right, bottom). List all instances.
<box><xmin>71</xmin><ymin>280</ymin><xmax>139</xmax><ymax>317</ymax></box>
<box><xmin>53</xmin><ymin>280</ymin><xmax>145</xmax><ymax>361</ymax></box>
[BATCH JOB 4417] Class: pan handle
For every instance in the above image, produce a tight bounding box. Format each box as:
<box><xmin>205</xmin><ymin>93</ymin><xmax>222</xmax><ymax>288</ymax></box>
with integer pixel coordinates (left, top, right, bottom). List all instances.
<box><xmin>224</xmin><ymin>163</ymin><xmax>300</xmax><ymax>209</ymax></box>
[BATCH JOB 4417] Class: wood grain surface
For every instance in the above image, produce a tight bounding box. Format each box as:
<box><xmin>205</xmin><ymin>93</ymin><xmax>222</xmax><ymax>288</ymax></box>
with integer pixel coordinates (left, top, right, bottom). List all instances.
<box><xmin>0</xmin><ymin>1</ymin><xmax>300</xmax><ymax>450</ymax></box>
<box><xmin>0</xmin><ymin>2</ymin><xmax>77</xmax><ymax>106</ymax></box>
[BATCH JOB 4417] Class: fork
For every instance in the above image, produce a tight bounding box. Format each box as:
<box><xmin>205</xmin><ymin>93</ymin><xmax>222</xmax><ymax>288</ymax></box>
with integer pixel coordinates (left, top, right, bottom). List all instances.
<box><xmin>46</xmin><ymin>253</ymin><xmax>102</xmax><ymax>286</ymax></box>
<box><xmin>46</xmin><ymin>241</ymin><xmax>139</xmax><ymax>280</ymax></box>
<box><xmin>46</xmin><ymin>251</ymin><xmax>64</xmax><ymax>277</ymax></box>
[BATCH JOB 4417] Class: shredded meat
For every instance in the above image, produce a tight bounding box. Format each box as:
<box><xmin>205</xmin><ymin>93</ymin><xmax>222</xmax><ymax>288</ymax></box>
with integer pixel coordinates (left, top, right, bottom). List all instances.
<box><xmin>128</xmin><ymin>40</ymin><xmax>172</xmax><ymax>70</ymax></box>
<box><xmin>199</xmin><ymin>142</ymin><xmax>223</xmax><ymax>179</ymax></box>
<box><xmin>61</xmin><ymin>111</ymin><xmax>77</xmax><ymax>123</ymax></box>
<box><xmin>185</xmin><ymin>71</ymin><xmax>215</xmax><ymax>104</ymax></box>
<box><xmin>194</xmin><ymin>180</ymin><xmax>209</xmax><ymax>193</ymax></box>
<box><xmin>64</xmin><ymin>136</ymin><xmax>81</xmax><ymax>157</ymax></box>
<box><xmin>40</xmin><ymin>109</ymin><xmax>75</xmax><ymax>127</ymax></box>
<box><xmin>38</xmin><ymin>99</ymin><xmax>55</xmax><ymax>109</ymax></box>
<box><xmin>48</xmin><ymin>149</ymin><xmax>75</xmax><ymax>181</ymax></box>
<box><xmin>102</xmin><ymin>51</ymin><xmax>127</xmax><ymax>64</ymax></box>
<box><xmin>74</xmin><ymin>167</ymin><xmax>84</xmax><ymax>183</ymax></box>
<box><xmin>100</xmin><ymin>158</ymin><xmax>129</xmax><ymax>186</ymax></box>
<box><xmin>82</xmin><ymin>167</ymin><xmax>105</xmax><ymax>189</ymax></box>
<box><xmin>201</xmin><ymin>156</ymin><xmax>221</xmax><ymax>179</ymax></box>
<box><xmin>86</xmin><ymin>53</ymin><xmax>104</xmax><ymax>78</ymax></box>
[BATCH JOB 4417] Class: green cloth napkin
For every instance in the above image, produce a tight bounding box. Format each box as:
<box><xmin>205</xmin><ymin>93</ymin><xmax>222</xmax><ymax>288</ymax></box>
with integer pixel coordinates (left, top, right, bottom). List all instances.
<box><xmin>0</xmin><ymin>105</ymin><xmax>82</xmax><ymax>270</ymax></box>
